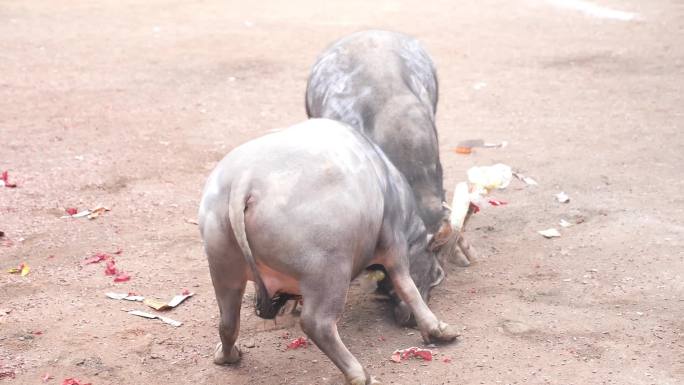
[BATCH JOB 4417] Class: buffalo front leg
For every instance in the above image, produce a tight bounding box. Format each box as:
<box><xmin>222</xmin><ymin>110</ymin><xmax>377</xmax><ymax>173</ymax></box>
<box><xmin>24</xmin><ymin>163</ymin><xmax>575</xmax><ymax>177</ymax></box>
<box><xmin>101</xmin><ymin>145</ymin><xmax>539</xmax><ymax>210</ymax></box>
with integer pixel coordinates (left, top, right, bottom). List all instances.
<box><xmin>386</xmin><ymin>264</ymin><xmax>459</xmax><ymax>344</ymax></box>
<box><xmin>300</xmin><ymin>275</ymin><xmax>379</xmax><ymax>385</ymax></box>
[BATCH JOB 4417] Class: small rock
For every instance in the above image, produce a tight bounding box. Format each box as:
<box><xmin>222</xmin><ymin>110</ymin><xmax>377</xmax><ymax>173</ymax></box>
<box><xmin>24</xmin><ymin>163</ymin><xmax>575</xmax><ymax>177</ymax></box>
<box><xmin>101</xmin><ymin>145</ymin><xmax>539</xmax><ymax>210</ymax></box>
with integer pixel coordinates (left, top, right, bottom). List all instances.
<box><xmin>244</xmin><ymin>338</ymin><xmax>256</xmax><ymax>348</ymax></box>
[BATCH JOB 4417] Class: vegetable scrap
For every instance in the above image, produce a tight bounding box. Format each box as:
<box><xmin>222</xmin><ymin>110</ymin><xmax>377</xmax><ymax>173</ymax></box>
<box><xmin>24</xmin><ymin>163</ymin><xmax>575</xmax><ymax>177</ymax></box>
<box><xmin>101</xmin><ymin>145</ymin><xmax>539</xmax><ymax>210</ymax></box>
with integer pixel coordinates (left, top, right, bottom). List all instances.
<box><xmin>468</xmin><ymin>164</ymin><xmax>512</xmax><ymax>192</ymax></box>
<box><xmin>538</xmin><ymin>228</ymin><xmax>561</xmax><ymax>238</ymax></box>
<box><xmin>286</xmin><ymin>337</ymin><xmax>308</xmax><ymax>349</ymax></box>
<box><xmin>0</xmin><ymin>171</ymin><xmax>17</xmax><ymax>188</ymax></box>
<box><xmin>7</xmin><ymin>262</ymin><xmax>30</xmax><ymax>276</ymax></box>
<box><xmin>143</xmin><ymin>292</ymin><xmax>194</xmax><ymax>311</ymax></box>
<box><xmin>453</xmin><ymin>146</ymin><xmax>472</xmax><ymax>155</ymax></box>
<box><xmin>128</xmin><ymin>310</ymin><xmax>182</xmax><ymax>327</ymax></box>
<box><xmin>390</xmin><ymin>347</ymin><xmax>433</xmax><ymax>363</ymax></box>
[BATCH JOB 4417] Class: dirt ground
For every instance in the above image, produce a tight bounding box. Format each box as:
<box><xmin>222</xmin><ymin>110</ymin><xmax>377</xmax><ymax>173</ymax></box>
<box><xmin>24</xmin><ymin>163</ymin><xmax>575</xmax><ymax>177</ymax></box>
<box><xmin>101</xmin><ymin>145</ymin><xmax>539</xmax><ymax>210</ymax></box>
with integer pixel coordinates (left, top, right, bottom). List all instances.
<box><xmin>1</xmin><ymin>0</ymin><xmax>683</xmax><ymax>384</ymax></box>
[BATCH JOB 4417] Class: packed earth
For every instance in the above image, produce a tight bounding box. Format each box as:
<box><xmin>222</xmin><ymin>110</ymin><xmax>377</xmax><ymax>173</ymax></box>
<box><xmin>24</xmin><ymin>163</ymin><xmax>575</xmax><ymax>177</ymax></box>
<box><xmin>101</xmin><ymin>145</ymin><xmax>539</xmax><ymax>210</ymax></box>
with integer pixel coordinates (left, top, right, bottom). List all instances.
<box><xmin>1</xmin><ymin>1</ymin><xmax>682</xmax><ymax>384</ymax></box>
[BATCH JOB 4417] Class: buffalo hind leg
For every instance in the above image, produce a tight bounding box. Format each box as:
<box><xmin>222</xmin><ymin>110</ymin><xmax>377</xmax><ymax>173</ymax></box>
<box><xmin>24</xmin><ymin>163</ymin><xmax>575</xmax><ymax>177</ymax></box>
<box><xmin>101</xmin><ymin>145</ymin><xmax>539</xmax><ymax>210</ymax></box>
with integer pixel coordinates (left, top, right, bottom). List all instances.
<box><xmin>300</xmin><ymin>273</ymin><xmax>380</xmax><ymax>385</ymax></box>
<box><xmin>208</xmin><ymin>255</ymin><xmax>247</xmax><ymax>365</ymax></box>
<box><xmin>386</xmin><ymin>264</ymin><xmax>459</xmax><ymax>344</ymax></box>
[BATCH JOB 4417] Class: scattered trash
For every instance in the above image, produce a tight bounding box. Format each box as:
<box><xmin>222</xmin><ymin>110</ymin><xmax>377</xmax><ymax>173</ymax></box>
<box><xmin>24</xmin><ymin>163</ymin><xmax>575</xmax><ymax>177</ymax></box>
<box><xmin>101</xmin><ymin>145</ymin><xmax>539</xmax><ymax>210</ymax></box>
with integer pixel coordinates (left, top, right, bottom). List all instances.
<box><xmin>472</xmin><ymin>81</ymin><xmax>487</xmax><ymax>91</ymax></box>
<box><xmin>286</xmin><ymin>337</ymin><xmax>308</xmax><ymax>349</ymax></box>
<box><xmin>61</xmin><ymin>378</ymin><xmax>91</xmax><ymax>385</ymax></box>
<box><xmin>84</xmin><ymin>253</ymin><xmax>109</xmax><ymax>265</ymax></box>
<box><xmin>555</xmin><ymin>192</ymin><xmax>570</xmax><ymax>203</ymax></box>
<box><xmin>487</xmin><ymin>198</ymin><xmax>507</xmax><ymax>206</ymax></box>
<box><xmin>390</xmin><ymin>347</ymin><xmax>433</xmax><ymax>363</ymax></box>
<box><xmin>454</xmin><ymin>139</ymin><xmax>507</xmax><ymax>154</ymax></box>
<box><xmin>538</xmin><ymin>228</ymin><xmax>561</xmax><ymax>238</ymax></box>
<box><xmin>442</xmin><ymin>356</ymin><xmax>452</xmax><ymax>363</ymax></box>
<box><xmin>8</xmin><ymin>262</ymin><xmax>30</xmax><ymax>276</ymax></box>
<box><xmin>61</xmin><ymin>204</ymin><xmax>110</xmax><ymax>219</ymax></box>
<box><xmin>512</xmin><ymin>172</ymin><xmax>538</xmax><ymax>186</ymax></box>
<box><xmin>468</xmin><ymin>164</ymin><xmax>513</xmax><ymax>192</ymax></box>
<box><xmin>106</xmin><ymin>292</ymin><xmax>145</xmax><ymax>301</ymax></box>
<box><xmin>143</xmin><ymin>292</ymin><xmax>194</xmax><ymax>311</ymax></box>
<box><xmin>65</xmin><ymin>207</ymin><xmax>78</xmax><ymax>216</ymax></box>
<box><xmin>87</xmin><ymin>205</ymin><xmax>110</xmax><ymax>219</ymax></box>
<box><xmin>128</xmin><ymin>310</ymin><xmax>182</xmax><ymax>327</ymax></box>
<box><xmin>181</xmin><ymin>288</ymin><xmax>190</xmax><ymax>295</ymax></box>
<box><xmin>113</xmin><ymin>273</ymin><xmax>131</xmax><ymax>283</ymax></box>
<box><xmin>42</xmin><ymin>373</ymin><xmax>53</xmax><ymax>382</ymax></box>
<box><xmin>559</xmin><ymin>219</ymin><xmax>573</xmax><ymax>228</ymax></box>
<box><xmin>0</xmin><ymin>171</ymin><xmax>17</xmax><ymax>188</ymax></box>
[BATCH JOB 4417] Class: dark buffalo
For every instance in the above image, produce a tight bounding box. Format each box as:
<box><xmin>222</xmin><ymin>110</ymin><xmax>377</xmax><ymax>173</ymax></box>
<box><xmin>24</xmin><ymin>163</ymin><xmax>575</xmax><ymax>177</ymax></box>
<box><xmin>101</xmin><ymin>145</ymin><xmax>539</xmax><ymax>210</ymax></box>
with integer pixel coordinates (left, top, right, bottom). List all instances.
<box><xmin>306</xmin><ymin>30</ymin><xmax>475</xmax><ymax>322</ymax></box>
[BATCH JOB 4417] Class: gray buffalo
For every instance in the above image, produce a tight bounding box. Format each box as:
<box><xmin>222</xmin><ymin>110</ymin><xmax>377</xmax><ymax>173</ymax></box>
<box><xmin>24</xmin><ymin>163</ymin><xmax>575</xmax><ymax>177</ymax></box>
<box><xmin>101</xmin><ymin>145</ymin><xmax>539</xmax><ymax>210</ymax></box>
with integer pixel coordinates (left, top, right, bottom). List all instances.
<box><xmin>306</xmin><ymin>30</ymin><xmax>475</xmax><ymax>280</ymax></box>
<box><xmin>199</xmin><ymin>119</ymin><xmax>458</xmax><ymax>385</ymax></box>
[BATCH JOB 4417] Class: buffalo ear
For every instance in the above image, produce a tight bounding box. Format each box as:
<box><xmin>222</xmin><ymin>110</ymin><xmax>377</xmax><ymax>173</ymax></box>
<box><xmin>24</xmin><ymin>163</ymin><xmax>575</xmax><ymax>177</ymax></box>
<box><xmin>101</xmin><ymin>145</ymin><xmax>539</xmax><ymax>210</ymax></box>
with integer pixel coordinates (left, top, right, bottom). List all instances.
<box><xmin>427</xmin><ymin>220</ymin><xmax>453</xmax><ymax>252</ymax></box>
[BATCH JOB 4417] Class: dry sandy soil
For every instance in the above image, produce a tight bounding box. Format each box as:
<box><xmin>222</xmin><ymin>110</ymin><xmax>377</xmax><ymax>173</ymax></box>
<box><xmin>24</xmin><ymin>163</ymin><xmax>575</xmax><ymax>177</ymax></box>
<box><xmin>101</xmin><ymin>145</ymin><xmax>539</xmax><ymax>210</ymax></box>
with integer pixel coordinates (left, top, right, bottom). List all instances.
<box><xmin>1</xmin><ymin>0</ymin><xmax>683</xmax><ymax>384</ymax></box>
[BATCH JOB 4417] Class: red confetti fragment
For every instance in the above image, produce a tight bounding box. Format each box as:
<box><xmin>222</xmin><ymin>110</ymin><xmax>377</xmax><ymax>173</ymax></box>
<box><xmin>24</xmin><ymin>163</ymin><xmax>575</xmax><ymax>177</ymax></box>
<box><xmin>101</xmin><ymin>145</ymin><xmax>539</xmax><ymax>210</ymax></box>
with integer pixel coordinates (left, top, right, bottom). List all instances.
<box><xmin>487</xmin><ymin>198</ymin><xmax>508</xmax><ymax>206</ymax></box>
<box><xmin>83</xmin><ymin>253</ymin><xmax>109</xmax><ymax>265</ymax></box>
<box><xmin>1</xmin><ymin>171</ymin><xmax>17</xmax><ymax>188</ymax></box>
<box><xmin>65</xmin><ymin>207</ymin><xmax>78</xmax><ymax>216</ymax></box>
<box><xmin>286</xmin><ymin>337</ymin><xmax>308</xmax><ymax>349</ymax></box>
<box><xmin>61</xmin><ymin>378</ymin><xmax>92</xmax><ymax>385</ymax></box>
<box><xmin>469</xmin><ymin>202</ymin><xmax>480</xmax><ymax>214</ymax></box>
<box><xmin>113</xmin><ymin>273</ymin><xmax>130</xmax><ymax>283</ymax></box>
<box><xmin>390</xmin><ymin>347</ymin><xmax>433</xmax><ymax>363</ymax></box>
<box><xmin>182</xmin><ymin>288</ymin><xmax>190</xmax><ymax>295</ymax></box>
<box><xmin>104</xmin><ymin>259</ymin><xmax>118</xmax><ymax>275</ymax></box>
<box><xmin>442</xmin><ymin>356</ymin><xmax>452</xmax><ymax>363</ymax></box>
<box><xmin>42</xmin><ymin>373</ymin><xmax>53</xmax><ymax>382</ymax></box>
<box><xmin>32</xmin><ymin>330</ymin><xmax>43</xmax><ymax>335</ymax></box>
<box><xmin>0</xmin><ymin>370</ymin><xmax>16</xmax><ymax>379</ymax></box>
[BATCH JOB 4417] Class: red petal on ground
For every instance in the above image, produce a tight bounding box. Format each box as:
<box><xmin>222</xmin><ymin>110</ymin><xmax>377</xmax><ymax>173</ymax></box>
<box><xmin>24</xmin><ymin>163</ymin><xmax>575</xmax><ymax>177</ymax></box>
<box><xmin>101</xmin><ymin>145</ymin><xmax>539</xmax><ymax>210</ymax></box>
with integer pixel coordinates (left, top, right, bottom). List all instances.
<box><xmin>286</xmin><ymin>337</ymin><xmax>307</xmax><ymax>349</ymax></box>
<box><xmin>65</xmin><ymin>207</ymin><xmax>78</xmax><ymax>216</ymax></box>
<box><xmin>104</xmin><ymin>259</ymin><xmax>118</xmax><ymax>275</ymax></box>
<box><xmin>182</xmin><ymin>288</ymin><xmax>190</xmax><ymax>295</ymax></box>
<box><xmin>487</xmin><ymin>198</ymin><xmax>508</xmax><ymax>206</ymax></box>
<box><xmin>113</xmin><ymin>273</ymin><xmax>130</xmax><ymax>282</ymax></box>
<box><xmin>83</xmin><ymin>253</ymin><xmax>109</xmax><ymax>265</ymax></box>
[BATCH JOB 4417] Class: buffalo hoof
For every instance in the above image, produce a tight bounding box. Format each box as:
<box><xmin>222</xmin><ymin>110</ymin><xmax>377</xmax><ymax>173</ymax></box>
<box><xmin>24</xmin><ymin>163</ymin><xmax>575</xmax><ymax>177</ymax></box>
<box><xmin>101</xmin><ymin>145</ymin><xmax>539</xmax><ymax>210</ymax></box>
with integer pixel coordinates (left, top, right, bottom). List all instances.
<box><xmin>426</xmin><ymin>321</ymin><xmax>460</xmax><ymax>343</ymax></box>
<box><xmin>214</xmin><ymin>342</ymin><xmax>241</xmax><ymax>365</ymax></box>
<box><xmin>347</xmin><ymin>376</ymin><xmax>381</xmax><ymax>385</ymax></box>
